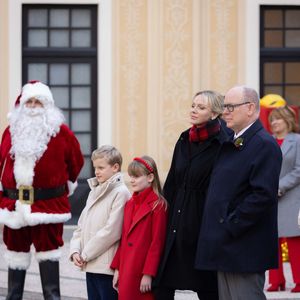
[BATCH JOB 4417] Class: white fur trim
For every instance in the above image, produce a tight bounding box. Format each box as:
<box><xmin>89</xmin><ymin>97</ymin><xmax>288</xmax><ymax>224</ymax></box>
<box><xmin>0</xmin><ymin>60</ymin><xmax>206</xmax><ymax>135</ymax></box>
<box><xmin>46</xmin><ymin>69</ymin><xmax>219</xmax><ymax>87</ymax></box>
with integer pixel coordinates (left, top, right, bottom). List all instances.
<box><xmin>16</xmin><ymin>201</ymin><xmax>71</xmax><ymax>226</ymax></box>
<box><xmin>67</xmin><ymin>180</ymin><xmax>78</xmax><ymax>196</ymax></box>
<box><xmin>14</xmin><ymin>156</ymin><xmax>35</xmax><ymax>187</ymax></box>
<box><xmin>0</xmin><ymin>182</ymin><xmax>3</xmax><ymax>191</ymax></box>
<box><xmin>35</xmin><ymin>248</ymin><xmax>62</xmax><ymax>262</ymax></box>
<box><xmin>20</xmin><ymin>82</ymin><xmax>54</xmax><ymax>107</ymax></box>
<box><xmin>0</xmin><ymin>208</ymin><xmax>26</xmax><ymax>229</ymax></box>
<box><xmin>0</xmin><ymin>202</ymin><xmax>71</xmax><ymax>229</ymax></box>
<box><xmin>4</xmin><ymin>250</ymin><xmax>31</xmax><ymax>270</ymax></box>
<box><xmin>25</xmin><ymin>212</ymin><xmax>72</xmax><ymax>226</ymax></box>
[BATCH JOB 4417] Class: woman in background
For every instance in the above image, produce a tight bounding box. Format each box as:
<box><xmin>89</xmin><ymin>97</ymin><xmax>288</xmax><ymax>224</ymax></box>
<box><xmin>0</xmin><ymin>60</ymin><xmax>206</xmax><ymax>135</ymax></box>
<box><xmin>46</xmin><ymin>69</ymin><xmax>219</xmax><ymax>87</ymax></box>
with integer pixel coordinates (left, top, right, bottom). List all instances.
<box><xmin>267</xmin><ymin>106</ymin><xmax>300</xmax><ymax>293</ymax></box>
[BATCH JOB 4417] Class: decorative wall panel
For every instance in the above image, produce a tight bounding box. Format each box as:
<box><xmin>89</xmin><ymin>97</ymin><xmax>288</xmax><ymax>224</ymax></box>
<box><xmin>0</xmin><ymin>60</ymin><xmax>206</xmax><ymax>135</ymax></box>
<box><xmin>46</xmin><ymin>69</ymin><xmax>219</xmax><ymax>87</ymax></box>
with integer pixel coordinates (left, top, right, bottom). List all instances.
<box><xmin>0</xmin><ymin>0</ymin><xmax>9</xmax><ymax>134</ymax></box>
<box><xmin>115</xmin><ymin>0</ymin><xmax>147</xmax><ymax>161</ymax></box>
<box><xmin>160</xmin><ymin>0</ymin><xmax>194</xmax><ymax>172</ymax></box>
<box><xmin>210</xmin><ymin>0</ymin><xmax>238</xmax><ymax>92</ymax></box>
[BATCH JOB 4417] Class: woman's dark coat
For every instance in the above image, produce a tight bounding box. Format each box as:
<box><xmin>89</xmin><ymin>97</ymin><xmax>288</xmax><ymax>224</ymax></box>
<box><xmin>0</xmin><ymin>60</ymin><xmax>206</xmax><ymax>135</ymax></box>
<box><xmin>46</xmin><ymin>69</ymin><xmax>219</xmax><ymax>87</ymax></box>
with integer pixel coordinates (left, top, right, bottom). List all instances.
<box><xmin>155</xmin><ymin>124</ymin><xmax>228</xmax><ymax>290</ymax></box>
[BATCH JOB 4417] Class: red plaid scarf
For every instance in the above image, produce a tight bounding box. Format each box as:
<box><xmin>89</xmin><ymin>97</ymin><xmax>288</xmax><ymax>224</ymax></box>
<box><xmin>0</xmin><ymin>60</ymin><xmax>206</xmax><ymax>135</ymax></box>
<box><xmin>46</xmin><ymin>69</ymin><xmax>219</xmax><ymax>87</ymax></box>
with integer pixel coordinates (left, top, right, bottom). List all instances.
<box><xmin>189</xmin><ymin>118</ymin><xmax>221</xmax><ymax>143</ymax></box>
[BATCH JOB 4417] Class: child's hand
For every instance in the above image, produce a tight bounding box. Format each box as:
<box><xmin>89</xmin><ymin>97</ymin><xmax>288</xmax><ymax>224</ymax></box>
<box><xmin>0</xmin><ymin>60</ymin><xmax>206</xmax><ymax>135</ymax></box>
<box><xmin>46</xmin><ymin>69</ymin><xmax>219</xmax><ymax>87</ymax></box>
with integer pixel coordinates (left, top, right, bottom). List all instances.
<box><xmin>140</xmin><ymin>274</ymin><xmax>152</xmax><ymax>293</ymax></box>
<box><xmin>113</xmin><ymin>269</ymin><xmax>119</xmax><ymax>292</ymax></box>
<box><xmin>72</xmin><ymin>252</ymin><xmax>84</xmax><ymax>267</ymax></box>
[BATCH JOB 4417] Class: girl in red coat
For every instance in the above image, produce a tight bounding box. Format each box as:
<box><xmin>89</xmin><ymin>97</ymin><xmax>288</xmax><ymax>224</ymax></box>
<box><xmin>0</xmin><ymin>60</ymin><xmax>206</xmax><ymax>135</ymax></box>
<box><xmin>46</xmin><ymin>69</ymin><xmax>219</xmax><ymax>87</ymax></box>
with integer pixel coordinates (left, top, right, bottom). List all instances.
<box><xmin>111</xmin><ymin>156</ymin><xmax>168</xmax><ymax>300</ymax></box>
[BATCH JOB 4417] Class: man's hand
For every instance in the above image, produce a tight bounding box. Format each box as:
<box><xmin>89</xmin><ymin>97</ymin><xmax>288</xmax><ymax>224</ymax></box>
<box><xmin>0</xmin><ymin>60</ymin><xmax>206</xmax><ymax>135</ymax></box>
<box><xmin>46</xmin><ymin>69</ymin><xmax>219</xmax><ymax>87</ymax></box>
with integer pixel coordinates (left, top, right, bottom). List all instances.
<box><xmin>113</xmin><ymin>269</ymin><xmax>119</xmax><ymax>292</ymax></box>
<box><xmin>140</xmin><ymin>274</ymin><xmax>152</xmax><ymax>293</ymax></box>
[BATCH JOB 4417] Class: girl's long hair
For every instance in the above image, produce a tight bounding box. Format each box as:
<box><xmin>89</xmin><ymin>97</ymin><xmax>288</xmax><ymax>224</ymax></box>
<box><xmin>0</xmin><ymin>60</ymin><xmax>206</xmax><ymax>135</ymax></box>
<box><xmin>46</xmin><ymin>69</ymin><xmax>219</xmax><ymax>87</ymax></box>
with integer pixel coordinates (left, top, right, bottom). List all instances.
<box><xmin>128</xmin><ymin>155</ymin><xmax>168</xmax><ymax>210</ymax></box>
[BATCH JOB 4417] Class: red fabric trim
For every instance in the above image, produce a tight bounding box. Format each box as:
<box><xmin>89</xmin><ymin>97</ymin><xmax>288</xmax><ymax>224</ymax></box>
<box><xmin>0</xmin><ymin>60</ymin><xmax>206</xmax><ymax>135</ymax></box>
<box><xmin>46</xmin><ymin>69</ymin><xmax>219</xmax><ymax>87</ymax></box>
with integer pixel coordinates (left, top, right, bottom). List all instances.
<box><xmin>133</xmin><ymin>157</ymin><xmax>153</xmax><ymax>173</ymax></box>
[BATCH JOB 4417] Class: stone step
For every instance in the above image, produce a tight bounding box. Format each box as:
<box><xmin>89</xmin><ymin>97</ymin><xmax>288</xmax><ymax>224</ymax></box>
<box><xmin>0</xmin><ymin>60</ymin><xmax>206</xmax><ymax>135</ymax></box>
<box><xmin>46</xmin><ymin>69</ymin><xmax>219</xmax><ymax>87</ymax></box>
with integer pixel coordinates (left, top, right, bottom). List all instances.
<box><xmin>0</xmin><ymin>288</ymin><xmax>299</xmax><ymax>300</ymax></box>
<box><xmin>0</xmin><ymin>287</ymin><xmax>84</xmax><ymax>300</ymax></box>
<box><xmin>0</xmin><ymin>226</ymin><xmax>299</xmax><ymax>300</ymax></box>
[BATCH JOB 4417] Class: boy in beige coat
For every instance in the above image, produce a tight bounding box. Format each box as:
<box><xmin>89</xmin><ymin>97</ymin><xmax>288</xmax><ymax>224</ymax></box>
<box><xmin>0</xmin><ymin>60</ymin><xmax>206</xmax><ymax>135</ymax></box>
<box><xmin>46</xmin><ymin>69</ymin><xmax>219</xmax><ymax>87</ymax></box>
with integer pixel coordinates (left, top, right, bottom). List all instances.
<box><xmin>70</xmin><ymin>145</ymin><xmax>130</xmax><ymax>300</ymax></box>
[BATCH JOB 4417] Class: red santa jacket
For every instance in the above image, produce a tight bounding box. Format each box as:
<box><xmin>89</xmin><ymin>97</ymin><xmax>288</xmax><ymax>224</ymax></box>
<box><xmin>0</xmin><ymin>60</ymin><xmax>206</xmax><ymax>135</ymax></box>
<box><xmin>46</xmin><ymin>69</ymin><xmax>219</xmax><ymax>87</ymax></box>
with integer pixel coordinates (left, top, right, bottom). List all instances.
<box><xmin>111</xmin><ymin>187</ymin><xmax>168</xmax><ymax>300</ymax></box>
<box><xmin>0</xmin><ymin>124</ymin><xmax>83</xmax><ymax>229</ymax></box>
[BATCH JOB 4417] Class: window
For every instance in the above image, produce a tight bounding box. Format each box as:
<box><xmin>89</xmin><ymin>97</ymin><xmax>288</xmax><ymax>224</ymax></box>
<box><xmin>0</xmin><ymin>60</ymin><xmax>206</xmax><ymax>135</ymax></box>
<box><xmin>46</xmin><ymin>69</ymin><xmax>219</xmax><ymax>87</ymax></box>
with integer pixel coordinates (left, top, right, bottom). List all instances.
<box><xmin>22</xmin><ymin>4</ymin><xmax>98</xmax><ymax>180</ymax></box>
<box><xmin>22</xmin><ymin>4</ymin><xmax>98</xmax><ymax>222</ymax></box>
<box><xmin>260</xmin><ymin>6</ymin><xmax>300</xmax><ymax>105</ymax></box>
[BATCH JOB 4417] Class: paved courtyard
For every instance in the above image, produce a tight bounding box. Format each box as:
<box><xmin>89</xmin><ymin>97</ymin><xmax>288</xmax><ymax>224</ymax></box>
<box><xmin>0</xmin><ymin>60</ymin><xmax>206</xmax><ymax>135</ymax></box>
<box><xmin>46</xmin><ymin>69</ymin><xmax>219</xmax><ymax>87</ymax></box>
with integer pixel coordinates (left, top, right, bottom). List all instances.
<box><xmin>0</xmin><ymin>225</ymin><xmax>299</xmax><ymax>300</ymax></box>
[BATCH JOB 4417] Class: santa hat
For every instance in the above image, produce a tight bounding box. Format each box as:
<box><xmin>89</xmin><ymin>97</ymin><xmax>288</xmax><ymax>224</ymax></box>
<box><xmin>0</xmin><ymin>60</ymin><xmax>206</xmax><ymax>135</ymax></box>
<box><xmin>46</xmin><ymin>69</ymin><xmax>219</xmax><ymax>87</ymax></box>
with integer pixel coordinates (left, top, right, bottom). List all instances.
<box><xmin>16</xmin><ymin>80</ymin><xmax>54</xmax><ymax>107</ymax></box>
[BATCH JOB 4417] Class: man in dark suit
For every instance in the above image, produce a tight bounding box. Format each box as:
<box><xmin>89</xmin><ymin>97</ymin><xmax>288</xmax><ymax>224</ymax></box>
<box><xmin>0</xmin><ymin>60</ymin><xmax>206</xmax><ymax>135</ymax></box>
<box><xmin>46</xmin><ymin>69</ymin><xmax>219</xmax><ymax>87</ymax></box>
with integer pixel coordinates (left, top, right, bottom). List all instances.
<box><xmin>195</xmin><ymin>86</ymin><xmax>282</xmax><ymax>300</ymax></box>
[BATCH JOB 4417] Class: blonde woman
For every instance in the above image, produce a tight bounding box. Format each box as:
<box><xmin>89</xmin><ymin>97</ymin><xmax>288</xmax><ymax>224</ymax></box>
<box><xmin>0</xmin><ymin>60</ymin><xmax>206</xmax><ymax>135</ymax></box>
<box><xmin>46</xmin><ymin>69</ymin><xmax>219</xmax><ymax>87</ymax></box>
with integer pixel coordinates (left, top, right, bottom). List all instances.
<box><xmin>154</xmin><ymin>91</ymin><xmax>227</xmax><ymax>300</ymax></box>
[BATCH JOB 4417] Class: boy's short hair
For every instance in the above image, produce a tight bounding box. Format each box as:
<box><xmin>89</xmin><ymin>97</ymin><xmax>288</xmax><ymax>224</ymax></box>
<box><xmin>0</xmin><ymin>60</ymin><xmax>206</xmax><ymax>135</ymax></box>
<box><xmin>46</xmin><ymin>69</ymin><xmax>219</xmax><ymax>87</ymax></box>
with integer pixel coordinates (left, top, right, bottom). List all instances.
<box><xmin>91</xmin><ymin>145</ymin><xmax>123</xmax><ymax>171</ymax></box>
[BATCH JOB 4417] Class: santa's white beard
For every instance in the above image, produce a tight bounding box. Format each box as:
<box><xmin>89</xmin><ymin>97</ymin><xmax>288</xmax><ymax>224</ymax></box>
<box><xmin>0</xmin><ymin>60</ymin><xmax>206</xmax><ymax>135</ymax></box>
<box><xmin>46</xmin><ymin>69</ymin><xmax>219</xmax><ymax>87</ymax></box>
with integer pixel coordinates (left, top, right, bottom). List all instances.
<box><xmin>8</xmin><ymin>104</ymin><xmax>64</xmax><ymax>186</ymax></box>
<box><xmin>11</xmin><ymin>107</ymin><xmax>49</xmax><ymax>158</ymax></box>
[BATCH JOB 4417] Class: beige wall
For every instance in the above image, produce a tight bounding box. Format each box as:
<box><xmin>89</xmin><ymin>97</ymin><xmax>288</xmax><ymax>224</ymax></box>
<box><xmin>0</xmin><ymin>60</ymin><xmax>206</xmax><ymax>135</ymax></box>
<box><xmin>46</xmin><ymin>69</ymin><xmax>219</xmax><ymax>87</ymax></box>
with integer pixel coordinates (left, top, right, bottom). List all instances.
<box><xmin>114</xmin><ymin>0</ymin><xmax>148</xmax><ymax>162</ymax></box>
<box><xmin>113</xmin><ymin>0</ymin><xmax>240</xmax><ymax>176</ymax></box>
<box><xmin>0</xmin><ymin>0</ymin><xmax>9</xmax><ymax>135</ymax></box>
<box><xmin>210</xmin><ymin>0</ymin><xmax>239</xmax><ymax>90</ymax></box>
<box><xmin>0</xmin><ymin>0</ymin><xmax>241</xmax><ymax>178</ymax></box>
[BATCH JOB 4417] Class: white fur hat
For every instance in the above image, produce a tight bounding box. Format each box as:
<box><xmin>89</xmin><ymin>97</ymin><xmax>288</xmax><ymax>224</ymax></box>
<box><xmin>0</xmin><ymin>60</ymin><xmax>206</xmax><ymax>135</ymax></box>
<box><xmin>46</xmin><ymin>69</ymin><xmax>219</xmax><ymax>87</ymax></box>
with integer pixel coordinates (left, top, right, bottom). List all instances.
<box><xmin>19</xmin><ymin>81</ymin><xmax>54</xmax><ymax>106</ymax></box>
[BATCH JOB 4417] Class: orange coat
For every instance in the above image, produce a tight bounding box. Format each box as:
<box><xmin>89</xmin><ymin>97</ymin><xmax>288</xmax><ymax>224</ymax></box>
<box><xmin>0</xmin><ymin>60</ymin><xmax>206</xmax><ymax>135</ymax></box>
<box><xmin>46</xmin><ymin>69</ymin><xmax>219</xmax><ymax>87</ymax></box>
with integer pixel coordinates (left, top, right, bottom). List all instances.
<box><xmin>111</xmin><ymin>187</ymin><xmax>168</xmax><ymax>300</ymax></box>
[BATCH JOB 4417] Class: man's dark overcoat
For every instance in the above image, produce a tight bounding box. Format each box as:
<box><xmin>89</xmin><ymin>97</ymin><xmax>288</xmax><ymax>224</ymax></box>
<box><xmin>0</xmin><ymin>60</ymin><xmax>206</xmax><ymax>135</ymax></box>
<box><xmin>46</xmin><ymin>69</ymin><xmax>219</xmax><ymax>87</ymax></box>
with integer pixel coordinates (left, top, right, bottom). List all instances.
<box><xmin>155</xmin><ymin>123</ymin><xmax>227</xmax><ymax>290</ymax></box>
<box><xmin>195</xmin><ymin>120</ymin><xmax>282</xmax><ymax>273</ymax></box>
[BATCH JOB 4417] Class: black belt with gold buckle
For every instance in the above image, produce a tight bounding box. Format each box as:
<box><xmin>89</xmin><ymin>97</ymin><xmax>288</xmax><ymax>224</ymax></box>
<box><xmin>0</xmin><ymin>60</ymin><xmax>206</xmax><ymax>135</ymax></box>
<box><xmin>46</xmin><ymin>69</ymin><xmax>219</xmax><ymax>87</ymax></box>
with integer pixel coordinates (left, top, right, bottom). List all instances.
<box><xmin>3</xmin><ymin>185</ymin><xmax>66</xmax><ymax>205</ymax></box>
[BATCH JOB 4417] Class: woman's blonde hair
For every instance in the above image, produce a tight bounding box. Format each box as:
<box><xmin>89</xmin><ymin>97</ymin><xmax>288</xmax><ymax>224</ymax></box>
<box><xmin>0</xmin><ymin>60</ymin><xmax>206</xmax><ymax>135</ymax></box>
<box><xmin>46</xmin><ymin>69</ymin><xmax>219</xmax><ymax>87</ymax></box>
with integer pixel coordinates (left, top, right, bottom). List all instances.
<box><xmin>268</xmin><ymin>106</ymin><xmax>298</xmax><ymax>133</ymax></box>
<box><xmin>128</xmin><ymin>155</ymin><xmax>168</xmax><ymax>209</ymax></box>
<box><xmin>194</xmin><ymin>90</ymin><xmax>224</xmax><ymax>116</ymax></box>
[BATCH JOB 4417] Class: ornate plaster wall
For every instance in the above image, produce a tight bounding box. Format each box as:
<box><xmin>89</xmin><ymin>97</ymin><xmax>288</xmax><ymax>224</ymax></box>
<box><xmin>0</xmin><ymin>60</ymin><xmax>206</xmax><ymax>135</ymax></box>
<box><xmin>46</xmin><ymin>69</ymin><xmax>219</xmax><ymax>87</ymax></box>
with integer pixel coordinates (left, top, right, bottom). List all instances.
<box><xmin>113</xmin><ymin>0</ymin><xmax>240</xmax><ymax>176</ymax></box>
<box><xmin>0</xmin><ymin>0</ymin><xmax>241</xmax><ymax>178</ymax></box>
<box><xmin>0</xmin><ymin>0</ymin><xmax>9</xmax><ymax>134</ymax></box>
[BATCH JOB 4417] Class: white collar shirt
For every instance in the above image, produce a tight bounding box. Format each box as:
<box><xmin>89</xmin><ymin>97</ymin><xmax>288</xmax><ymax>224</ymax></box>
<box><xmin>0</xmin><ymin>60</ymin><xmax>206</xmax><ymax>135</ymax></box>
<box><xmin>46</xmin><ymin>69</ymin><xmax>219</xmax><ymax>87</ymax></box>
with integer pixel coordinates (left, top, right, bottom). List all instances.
<box><xmin>234</xmin><ymin>122</ymin><xmax>255</xmax><ymax>140</ymax></box>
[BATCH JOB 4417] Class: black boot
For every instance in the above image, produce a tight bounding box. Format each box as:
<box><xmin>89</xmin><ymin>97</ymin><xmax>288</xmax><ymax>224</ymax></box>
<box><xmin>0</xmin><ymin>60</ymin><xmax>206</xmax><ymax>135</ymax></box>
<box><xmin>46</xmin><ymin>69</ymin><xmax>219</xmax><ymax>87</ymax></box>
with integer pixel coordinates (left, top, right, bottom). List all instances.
<box><xmin>6</xmin><ymin>268</ymin><xmax>26</xmax><ymax>300</ymax></box>
<box><xmin>39</xmin><ymin>260</ymin><xmax>61</xmax><ymax>300</ymax></box>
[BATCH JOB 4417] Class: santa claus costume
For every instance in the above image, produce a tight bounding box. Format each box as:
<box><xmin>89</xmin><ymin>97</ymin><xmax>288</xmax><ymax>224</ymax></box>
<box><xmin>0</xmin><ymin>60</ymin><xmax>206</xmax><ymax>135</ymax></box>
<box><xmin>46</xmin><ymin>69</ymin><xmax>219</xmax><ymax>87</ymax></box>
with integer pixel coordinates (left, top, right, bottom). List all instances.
<box><xmin>0</xmin><ymin>81</ymin><xmax>84</xmax><ymax>300</ymax></box>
